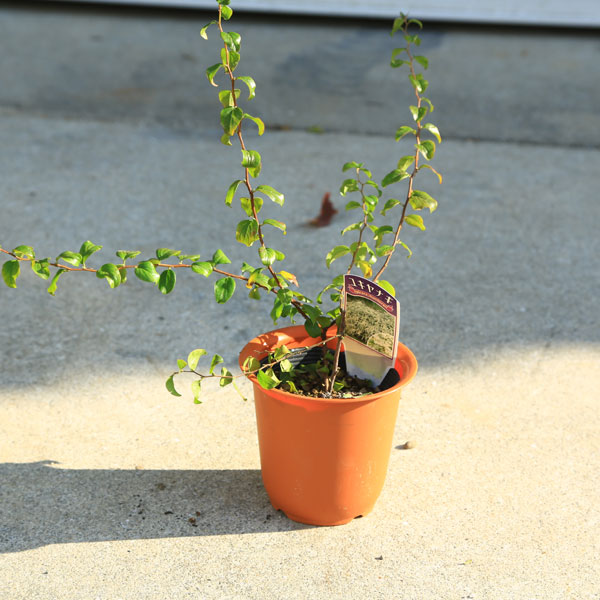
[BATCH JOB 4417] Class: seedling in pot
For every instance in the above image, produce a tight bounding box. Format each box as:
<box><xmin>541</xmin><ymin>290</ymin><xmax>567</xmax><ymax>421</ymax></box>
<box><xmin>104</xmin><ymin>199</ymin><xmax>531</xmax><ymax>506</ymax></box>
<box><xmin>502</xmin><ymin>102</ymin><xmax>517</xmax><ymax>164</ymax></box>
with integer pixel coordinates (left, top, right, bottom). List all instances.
<box><xmin>1</xmin><ymin>1</ymin><xmax>441</xmax><ymax>400</ymax></box>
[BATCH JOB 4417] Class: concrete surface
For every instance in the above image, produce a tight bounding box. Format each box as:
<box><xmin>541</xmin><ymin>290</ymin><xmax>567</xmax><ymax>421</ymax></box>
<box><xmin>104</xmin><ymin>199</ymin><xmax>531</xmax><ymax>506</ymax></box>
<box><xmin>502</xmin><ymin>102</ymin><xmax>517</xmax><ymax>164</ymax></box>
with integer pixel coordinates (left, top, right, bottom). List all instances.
<box><xmin>1</xmin><ymin>2</ymin><xmax>599</xmax><ymax>599</ymax></box>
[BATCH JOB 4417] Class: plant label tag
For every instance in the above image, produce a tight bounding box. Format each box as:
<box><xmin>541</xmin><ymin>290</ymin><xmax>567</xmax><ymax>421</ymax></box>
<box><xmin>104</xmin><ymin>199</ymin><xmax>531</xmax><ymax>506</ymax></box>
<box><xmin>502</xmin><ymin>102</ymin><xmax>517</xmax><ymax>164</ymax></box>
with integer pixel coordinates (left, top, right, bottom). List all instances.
<box><xmin>342</xmin><ymin>274</ymin><xmax>400</xmax><ymax>385</ymax></box>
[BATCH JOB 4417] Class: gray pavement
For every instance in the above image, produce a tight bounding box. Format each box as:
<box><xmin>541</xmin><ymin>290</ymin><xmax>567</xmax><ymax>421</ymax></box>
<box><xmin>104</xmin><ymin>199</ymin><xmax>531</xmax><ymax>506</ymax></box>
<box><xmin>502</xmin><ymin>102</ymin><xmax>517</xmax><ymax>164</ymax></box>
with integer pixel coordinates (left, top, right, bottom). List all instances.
<box><xmin>1</xmin><ymin>2</ymin><xmax>599</xmax><ymax>599</ymax></box>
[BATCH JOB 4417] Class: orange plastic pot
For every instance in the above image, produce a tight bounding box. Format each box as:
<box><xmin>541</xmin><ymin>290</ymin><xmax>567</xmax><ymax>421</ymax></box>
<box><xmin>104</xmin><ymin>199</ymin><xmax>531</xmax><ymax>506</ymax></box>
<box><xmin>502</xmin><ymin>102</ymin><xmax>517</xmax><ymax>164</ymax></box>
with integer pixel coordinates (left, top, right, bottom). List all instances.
<box><xmin>239</xmin><ymin>325</ymin><xmax>418</xmax><ymax>526</ymax></box>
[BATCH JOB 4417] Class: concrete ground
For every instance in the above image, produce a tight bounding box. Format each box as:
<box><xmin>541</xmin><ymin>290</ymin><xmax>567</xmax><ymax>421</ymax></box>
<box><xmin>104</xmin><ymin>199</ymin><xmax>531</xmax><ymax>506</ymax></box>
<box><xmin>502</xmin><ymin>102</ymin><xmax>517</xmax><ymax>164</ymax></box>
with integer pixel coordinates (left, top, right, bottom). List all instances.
<box><xmin>0</xmin><ymin>2</ymin><xmax>599</xmax><ymax>599</ymax></box>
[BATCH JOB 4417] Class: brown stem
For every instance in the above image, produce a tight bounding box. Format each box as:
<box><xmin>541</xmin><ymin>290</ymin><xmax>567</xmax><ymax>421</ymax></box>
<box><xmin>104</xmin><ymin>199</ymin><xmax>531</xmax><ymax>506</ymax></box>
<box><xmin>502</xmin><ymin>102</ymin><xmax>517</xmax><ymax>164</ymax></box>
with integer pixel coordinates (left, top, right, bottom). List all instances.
<box><xmin>345</xmin><ymin>174</ymin><xmax>370</xmax><ymax>275</ymax></box>
<box><xmin>326</xmin><ymin>309</ymin><xmax>346</xmax><ymax>395</ymax></box>
<box><xmin>373</xmin><ymin>26</ymin><xmax>422</xmax><ymax>283</ymax></box>
<box><xmin>217</xmin><ymin>11</ymin><xmax>283</xmax><ymax>292</ymax></box>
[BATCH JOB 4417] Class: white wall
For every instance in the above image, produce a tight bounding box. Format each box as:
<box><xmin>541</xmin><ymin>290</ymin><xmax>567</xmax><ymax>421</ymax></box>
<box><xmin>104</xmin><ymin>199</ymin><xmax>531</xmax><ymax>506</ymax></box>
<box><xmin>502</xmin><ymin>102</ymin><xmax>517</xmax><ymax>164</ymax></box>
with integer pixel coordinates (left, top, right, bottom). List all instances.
<box><xmin>43</xmin><ymin>0</ymin><xmax>600</xmax><ymax>27</ymax></box>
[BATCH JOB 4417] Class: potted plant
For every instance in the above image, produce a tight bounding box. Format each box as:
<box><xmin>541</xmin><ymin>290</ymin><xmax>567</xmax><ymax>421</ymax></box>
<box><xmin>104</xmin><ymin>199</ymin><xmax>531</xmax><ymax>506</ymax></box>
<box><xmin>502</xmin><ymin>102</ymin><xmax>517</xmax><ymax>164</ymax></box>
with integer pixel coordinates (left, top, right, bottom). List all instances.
<box><xmin>1</xmin><ymin>0</ymin><xmax>441</xmax><ymax>526</ymax></box>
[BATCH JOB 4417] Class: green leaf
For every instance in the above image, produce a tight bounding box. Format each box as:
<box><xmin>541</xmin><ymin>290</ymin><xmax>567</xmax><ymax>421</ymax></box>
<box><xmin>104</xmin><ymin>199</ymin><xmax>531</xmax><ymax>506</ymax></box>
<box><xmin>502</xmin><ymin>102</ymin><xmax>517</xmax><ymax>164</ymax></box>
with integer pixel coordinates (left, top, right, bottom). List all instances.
<box><xmin>414</xmin><ymin>55</ymin><xmax>429</xmax><ymax>69</ymax></box>
<box><xmin>209</xmin><ymin>354</ymin><xmax>224</xmax><ymax>375</ymax></box>
<box><xmin>340</xmin><ymin>178</ymin><xmax>359</xmax><ymax>196</ymax></box>
<box><xmin>391</xmin><ymin>47</ymin><xmax>407</xmax><ymax>59</ymax></box>
<box><xmin>220</xmin><ymin>5</ymin><xmax>233</xmax><ymax>19</ymax></box>
<box><xmin>382</xmin><ymin>169</ymin><xmax>411</xmax><ymax>187</ymax></box>
<box><xmin>2</xmin><ymin>260</ymin><xmax>20</xmax><ymax>288</ymax></box>
<box><xmin>345</xmin><ymin>201</ymin><xmax>361</xmax><ymax>211</ymax></box>
<box><xmin>390</xmin><ymin>58</ymin><xmax>410</xmax><ymax>68</ymax></box>
<box><xmin>375</xmin><ymin>245</ymin><xmax>394</xmax><ymax>257</ymax></box>
<box><xmin>241</xmin><ymin>150</ymin><xmax>262</xmax><ymax>178</ymax></box>
<box><xmin>240</xmin><ymin>196</ymin><xmax>263</xmax><ymax>217</ymax></box>
<box><xmin>244</xmin><ymin>113</ymin><xmax>265</xmax><ymax>136</ymax></box>
<box><xmin>214</xmin><ymin>277</ymin><xmax>236</xmax><ymax>303</ymax></box>
<box><xmin>220</xmin><ymin>31</ymin><xmax>233</xmax><ymax>48</ymax></box>
<box><xmin>395</xmin><ymin>126</ymin><xmax>416</xmax><ymax>141</ymax></box>
<box><xmin>187</xmin><ymin>348</ymin><xmax>207</xmax><ymax>371</ymax></box>
<box><xmin>364</xmin><ymin>194</ymin><xmax>379</xmax><ymax>209</ymax></box>
<box><xmin>391</xmin><ymin>16</ymin><xmax>406</xmax><ymax>36</ymax></box>
<box><xmin>380</xmin><ymin>197</ymin><xmax>401</xmax><ymax>216</ymax></box>
<box><xmin>423</xmin><ymin>123</ymin><xmax>442</xmax><ymax>143</ymax></box>
<box><xmin>56</xmin><ymin>251</ymin><xmax>82</xmax><ymax>267</ymax></box>
<box><xmin>409</xmin><ymin>190</ymin><xmax>438</xmax><ymax>213</ymax></box>
<box><xmin>242</xmin><ymin>356</ymin><xmax>261</xmax><ymax>373</ymax></box>
<box><xmin>191</xmin><ymin>261</ymin><xmax>213</xmax><ymax>277</ymax></box>
<box><xmin>116</xmin><ymin>250</ymin><xmax>141</xmax><ymax>262</ymax></box>
<box><xmin>325</xmin><ymin>245</ymin><xmax>350</xmax><ymax>268</ymax></box>
<box><xmin>397</xmin><ymin>155</ymin><xmax>416</xmax><ymax>171</ymax></box>
<box><xmin>177</xmin><ymin>359</ymin><xmax>187</xmax><ymax>371</ymax></box>
<box><xmin>356</xmin><ymin>260</ymin><xmax>373</xmax><ymax>277</ymax></box>
<box><xmin>422</xmin><ymin>97</ymin><xmax>435</xmax><ymax>113</ymax></box>
<box><xmin>165</xmin><ymin>375</ymin><xmax>182</xmax><ymax>397</ymax></box>
<box><xmin>220</xmin><ymin>106</ymin><xmax>243</xmax><ymax>136</ymax></box>
<box><xmin>257</xmin><ymin>368</ymin><xmax>280</xmax><ymax>390</ymax></box>
<box><xmin>206</xmin><ymin>63</ymin><xmax>222</xmax><ymax>86</ymax></box>
<box><xmin>247</xmin><ymin>268</ymin><xmax>270</xmax><ymax>289</ymax></box>
<box><xmin>158</xmin><ymin>269</ymin><xmax>176</xmax><ymax>294</ymax></box>
<box><xmin>371</xmin><ymin>224</ymin><xmax>394</xmax><ymax>246</ymax></box>
<box><xmin>420</xmin><ymin>164</ymin><xmax>443</xmax><ymax>184</ymax></box>
<box><xmin>408</xmin><ymin>18</ymin><xmax>424</xmax><ymax>29</ymax></box>
<box><xmin>404</xmin><ymin>33</ymin><xmax>421</xmax><ymax>46</ymax></box>
<box><xmin>96</xmin><ymin>263</ymin><xmax>122</xmax><ymax>288</ymax></box>
<box><xmin>225</xmin><ymin>179</ymin><xmax>244</xmax><ymax>206</ymax></box>
<box><xmin>341</xmin><ymin>222</ymin><xmax>362</xmax><ymax>235</ymax></box>
<box><xmin>219</xmin><ymin>367</ymin><xmax>234</xmax><ymax>387</ymax></box>
<box><xmin>218</xmin><ymin>89</ymin><xmax>241</xmax><ymax>107</ymax></box>
<box><xmin>342</xmin><ymin>161</ymin><xmax>362</xmax><ymax>172</ymax></box>
<box><xmin>191</xmin><ymin>379</ymin><xmax>202</xmax><ymax>403</ymax></box>
<box><xmin>78</xmin><ymin>241</ymin><xmax>102</xmax><ymax>266</ymax></box>
<box><xmin>236</xmin><ymin>219</ymin><xmax>259</xmax><ymax>246</ymax></box>
<box><xmin>212</xmin><ymin>249</ymin><xmax>231</xmax><ymax>265</ymax></box>
<box><xmin>272</xmin><ymin>344</ymin><xmax>290</xmax><ymax>361</ymax></box>
<box><xmin>135</xmin><ymin>261</ymin><xmax>160</xmax><ymax>284</ymax></box>
<box><xmin>225</xmin><ymin>49</ymin><xmax>240</xmax><ymax>71</ymax></box>
<box><xmin>399</xmin><ymin>240</ymin><xmax>412</xmax><ymax>258</ymax></box>
<box><xmin>200</xmin><ymin>20</ymin><xmax>217</xmax><ymax>39</ymax></box>
<box><xmin>409</xmin><ymin>105</ymin><xmax>428</xmax><ymax>122</ymax></box>
<box><xmin>259</xmin><ymin>247</ymin><xmax>277</xmax><ymax>266</ymax></box>
<box><xmin>31</xmin><ymin>258</ymin><xmax>50</xmax><ymax>280</ymax></box>
<box><xmin>263</xmin><ymin>219</ymin><xmax>286</xmax><ymax>234</ymax></box>
<box><xmin>12</xmin><ymin>245</ymin><xmax>35</xmax><ymax>259</ymax></box>
<box><xmin>236</xmin><ymin>76</ymin><xmax>256</xmax><ymax>100</ymax></box>
<box><xmin>405</xmin><ymin>214</ymin><xmax>426</xmax><ymax>230</ymax></box>
<box><xmin>377</xmin><ymin>279</ymin><xmax>396</xmax><ymax>296</ymax></box>
<box><xmin>416</xmin><ymin>140</ymin><xmax>436</xmax><ymax>160</ymax></box>
<box><xmin>156</xmin><ymin>248</ymin><xmax>181</xmax><ymax>261</ymax></box>
<box><xmin>47</xmin><ymin>268</ymin><xmax>66</xmax><ymax>296</ymax></box>
<box><xmin>304</xmin><ymin>320</ymin><xmax>322</xmax><ymax>338</ymax></box>
<box><xmin>409</xmin><ymin>73</ymin><xmax>428</xmax><ymax>93</ymax></box>
<box><xmin>179</xmin><ymin>254</ymin><xmax>201</xmax><ymax>263</ymax></box>
<box><xmin>221</xmin><ymin>133</ymin><xmax>233</xmax><ymax>146</ymax></box>
<box><xmin>255</xmin><ymin>184</ymin><xmax>284</xmax><ymax>206</ymax></box>
<box><xmin>279</xmin><ymin>358</ymin><xmax>293</xmax><ymax>373</ymax></box>
<box><xmin>229</xmin><ymin>31</ymin><xmax>242</xmax><ymax>50</ymax></box>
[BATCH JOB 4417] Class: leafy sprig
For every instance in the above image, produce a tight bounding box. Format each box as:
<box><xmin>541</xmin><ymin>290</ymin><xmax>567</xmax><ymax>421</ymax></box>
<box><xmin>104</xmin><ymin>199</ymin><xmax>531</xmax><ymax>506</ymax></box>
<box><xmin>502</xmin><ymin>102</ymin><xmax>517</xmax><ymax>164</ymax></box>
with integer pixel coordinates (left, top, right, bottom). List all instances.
<box><xmin>1</xmin><ymin>5</ymin><xmax>441</xmax><ymax>402</ymax></box>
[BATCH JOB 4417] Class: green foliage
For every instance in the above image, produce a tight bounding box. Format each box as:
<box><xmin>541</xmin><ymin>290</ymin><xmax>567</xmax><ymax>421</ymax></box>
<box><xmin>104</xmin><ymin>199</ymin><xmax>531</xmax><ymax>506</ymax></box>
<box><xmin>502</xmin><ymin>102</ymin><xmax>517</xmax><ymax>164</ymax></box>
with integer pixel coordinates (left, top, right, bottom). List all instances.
<box><xmin>2</xmin><ymin>260</ymin><xmax>20</xmax><ymax>288</ymax></box>
<box><xmin>214</xmin><ymin>277</ymin><xmax>236</xmax><ymax>303</ymax></box>
<box><xmin>47</xmin><ymin>268</ymin><xmax>66</xmax><ymax>296</ymax></box>
<box><xmin>4</xmin><ymin>5</ymin><xmax>441</xmax><ymax>402</ymax></box>
<box><xmin>255</xmin><ymin>185</ymin><xmax>284</xmax><ymax>206</ymax></box>
<box><xmin>96</xmin><ymin>263</ymin><xmax>122</xmax><ymax>288</ymax></box>
<box><xmin>135</xmin><ymin>261</ymin><xmax>160</xmax><ymax>284</ymax></box>
<box><xmin>158</xmin><ymin>269</ymin><xmax>176</xmax><ymax>294</ymax></box>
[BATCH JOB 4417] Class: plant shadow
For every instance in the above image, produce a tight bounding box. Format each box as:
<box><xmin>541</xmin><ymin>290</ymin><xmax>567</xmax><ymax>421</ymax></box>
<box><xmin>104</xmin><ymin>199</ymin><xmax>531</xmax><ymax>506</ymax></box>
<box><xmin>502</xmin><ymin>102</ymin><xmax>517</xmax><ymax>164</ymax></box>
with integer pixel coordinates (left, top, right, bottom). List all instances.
<box><xmin>0</xmin><ymin>461</ymin><xmax>312</xmax><ymax>553</ymax></box>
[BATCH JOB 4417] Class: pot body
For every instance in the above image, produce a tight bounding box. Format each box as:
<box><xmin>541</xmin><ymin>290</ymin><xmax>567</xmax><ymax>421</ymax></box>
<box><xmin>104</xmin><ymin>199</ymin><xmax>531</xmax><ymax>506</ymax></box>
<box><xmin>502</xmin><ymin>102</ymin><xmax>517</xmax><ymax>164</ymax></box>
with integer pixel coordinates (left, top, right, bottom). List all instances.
<box><xmin>239</xmin><ymin>325</ymin><xmax>418</xmax><ymax>526</ymax></box>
